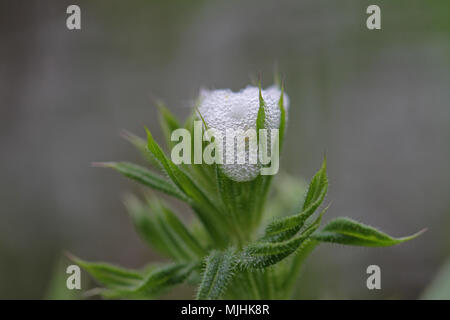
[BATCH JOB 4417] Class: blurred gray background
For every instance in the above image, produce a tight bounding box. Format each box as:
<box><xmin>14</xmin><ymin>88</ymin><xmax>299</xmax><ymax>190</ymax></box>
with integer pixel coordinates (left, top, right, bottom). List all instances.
<box><xmin>0</xmin><ymin>0</ymin><xmax>449</xmax><ymax>299</ymax></box>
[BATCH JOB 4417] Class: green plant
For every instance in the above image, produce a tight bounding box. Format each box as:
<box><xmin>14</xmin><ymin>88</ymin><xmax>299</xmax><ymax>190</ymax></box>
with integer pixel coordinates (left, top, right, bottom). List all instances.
<box><xmin>74</xmin><ymin>78</ymin><xmax>424</xmax><ymax>299</ymax></box>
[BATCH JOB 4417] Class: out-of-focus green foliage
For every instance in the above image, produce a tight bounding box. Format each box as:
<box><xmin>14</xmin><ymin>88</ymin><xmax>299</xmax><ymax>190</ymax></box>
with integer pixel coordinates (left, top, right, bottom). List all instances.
<box><xmin>421</xmin><ymin>258</ymin><xmax>450</xmax><ymax>300</ymax></box>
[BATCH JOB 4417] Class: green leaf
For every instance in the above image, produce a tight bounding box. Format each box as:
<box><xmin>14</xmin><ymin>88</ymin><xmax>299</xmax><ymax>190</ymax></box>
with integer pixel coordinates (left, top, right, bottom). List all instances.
<box><xmin>312</xmin><ymin>217</ymin><xmax>425</xmax><ymax>247</ymax></box>
<box><xmin>149</xmin><ymin>199</ymin><xmax>194</xmax><ymax>261</ymax></box>
<box><xmin>104</xmin><ymin>262</ymin><xmax>197</xmax><ymax>299</ymax></box>
<box><xmin>159</xmin><ymin>202</ymin><xmax>207</xmax><ymax>258</ymax></box>
<box><xmin>145</xmin><ymin>128</ymin><xmax>211</xmax><ymax>206</ymax></box>
<box><xmin>94</xmin><ymin>162</ymin><xmax>188</xmax><ymax>202</ymax></box>
<box><xmin>263</xmin><ymin>158</ymin><xmax>328</xmax><ymax>242</ymax></box>
<box><xmin>239</xmin><ymin>209</ymin><xmax>324</xmax><ymax>269</ymax></box>
<box><xmin>197</xmin><ymin>248</ymin><xmax>236</xmax><ymax>300</ymax></box>
<box><xmin>215</xmin><ymin>166</ymin><xmax>244</xmax><ymax>238</ymax></box>
<box><xmin>157</xmin><ymin>101</ymin><xmax>181</xmax><ymax>149</ymax></box>
<box><xmin>125</xmin><ymin>195</ymin><xmax>176</xmax><ymax>258</ymax></box>
<box><xmin>70</xmin><ymin>255</ymin><xmax>144</xmax><ymax>289</ymax></box>
<box><xmin>256</xmin><ymin>82</ymin><xmax>266</xmax><ymax>135</ymax></box>
<box><xmin>145</xmin><ymin>128</ymin><xmax>228</xmax><ymax>245</ymax></box>
<box><xmin>125</xmin><ymin>195</ymin><xmax>206</xmax><ymax>260</ymax></box>
<box><xmin>302</xmin><ymin>157</ymin><xmax>328</xmax><ymax>211</ymax></box>
<box><xmin>195</xmin><ymin>107</ymin><xmax>209</xmax><ymax>131</ymax></box>
<box><xmin>120</xmin><ymin>130</ymin><xmax>160</xmax><ymax>167</ymax></box>
<box><xmin>215</xmin><ymin>165</ymin><xmax>233</xmax><ymax>213</ymax></box>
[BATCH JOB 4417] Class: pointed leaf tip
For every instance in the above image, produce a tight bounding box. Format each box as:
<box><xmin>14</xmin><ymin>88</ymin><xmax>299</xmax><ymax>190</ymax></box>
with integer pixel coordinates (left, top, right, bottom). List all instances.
<box><xmin>196</xmin><ymin>107</ymin><xmax>209</xmax><ymax>130</ymax></box>
<box><xmin>398</xmin><ymin>228</ymin><xmax>427</xmax><ymax>242</ymax></box>
<box><xmin>119</xmin><ymin>129</ymin><xmax>134</xmax><ymax>141</ymax></box>
<box><xmin>91</xmin><ymin>162</ymin><xmax>114</xmax><ymax>168</ymax></box>
<box><xmin>145</xmin><ymin>127</ymin><xmax>152</xmax><ymax>139</ymax></box>
<box><xmin>312</xmin><ymin>217</ymin><xmax>425</xmax><ymax>247</ymax></box>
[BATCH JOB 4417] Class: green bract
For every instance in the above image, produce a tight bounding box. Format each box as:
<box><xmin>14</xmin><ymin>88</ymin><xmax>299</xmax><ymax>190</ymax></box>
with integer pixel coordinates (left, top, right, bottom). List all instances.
<box><xmin>76</xmin><ymin>78</ymin><xmax>423</xmax><ymax>300</ymax></box>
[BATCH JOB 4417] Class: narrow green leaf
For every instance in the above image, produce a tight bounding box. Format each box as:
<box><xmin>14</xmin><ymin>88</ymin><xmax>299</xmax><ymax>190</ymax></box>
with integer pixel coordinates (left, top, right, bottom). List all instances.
<box><xmin>120</xmin><ymin>130</ymin><xmax>160</xmax><ymax>167</ymax></box>
<box><xmin>197</xmin><ymin>248</ymin><xmax>236</xmax><ymax>300</ymax></box>
<box><xmin>215</xmin><ymin>165</ymin><xmax>233</xmax><ymax>212</ymax></box>
<box><xmin>184</xmin><ymin>113</ymin><xmax>196</xmax><ymax>161</ymax></box>
<box><xmin>154</xmin><ymin>211</ymin><xmax>193</xmax><ymax>261</ymax></box>
<box><xmin>145</xmin><ymin>128</ymin><xmax>227</xmax><ymax>245</ymax></box>
<box><xmin>124</xmin><ymin>195</ymin><xmax>178</xmax><ymax>259</ymax></box>
<box><xmin>160</xmin><ymin>203</ymin><xmax>207</xmax><ymax>258</ymax></box>
<box><xmin>257</xmin><ymin>82</ymin><xmax>266</xmax><ymax>135</ymax></box>
<box><xmin>145</xmin><ymin>128</ymin><xmax>212</xmax><ymax>206</ymax></box>
<box><xmin>157</xmin><ymin>101</ymin><xmax>181</xmax><ymax>149</ymax></box>
<box><xmin>125</xmin><ymin>195</ymin><xmax>205</xmax><ymax>261</ymax></box>
<box><xmin>94</xmin><ymin>162</ymin><xmax>188</xmax><ymax>202</ymax></box>
<box><xmin>302</xmin><ymin>157</ymin><xmax>328</xmax><ymax>210</ymax></box>
<box><xmin>263</xmin><ymin>158</ymin><xmax>328</xmax><ymax>242</ymax></box>
<box><xmin>195</xmin><ymin>107</ymin><xmax>209</xmax><ymax>131</ymax></box>
<box><xmin>215</xmin><ymin>165</ymin><xmax>244</xmax><ymax>239</ymax></box>
<box><xmin>252</xmin><ymin>81</ymin><xmax>277</xmax><ymax>223</ymax></box>
<box><xmin>252</xmin><ymin>174</ymin><xmax>274</xmax><ymax>230</ymax></box>
<box><xmin>70</xmin><ymin>255</ymin><xmax>143</xmax><ymax>289</ymax></box>
<box><xmin>247</xmin><ymin>174</ymin><xmax>264</xmax><ymax>228</ymax></box>
<box><xmin>312</xmin><ymin>217</ymin><xmax>425</xmax><ymax>247</ymax></box>
<box><xmin>104</xmin><ymin>262</ymin><xmax>197</xmax><ymax>299</ymax></box>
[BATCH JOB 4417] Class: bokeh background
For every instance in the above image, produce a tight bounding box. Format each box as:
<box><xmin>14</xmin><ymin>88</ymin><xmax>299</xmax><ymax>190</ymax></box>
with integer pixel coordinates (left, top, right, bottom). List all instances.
<box><xmin>1</xmin><ymin>0</ymin><xmax>449</xmax><ymax>299</ymax></box>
